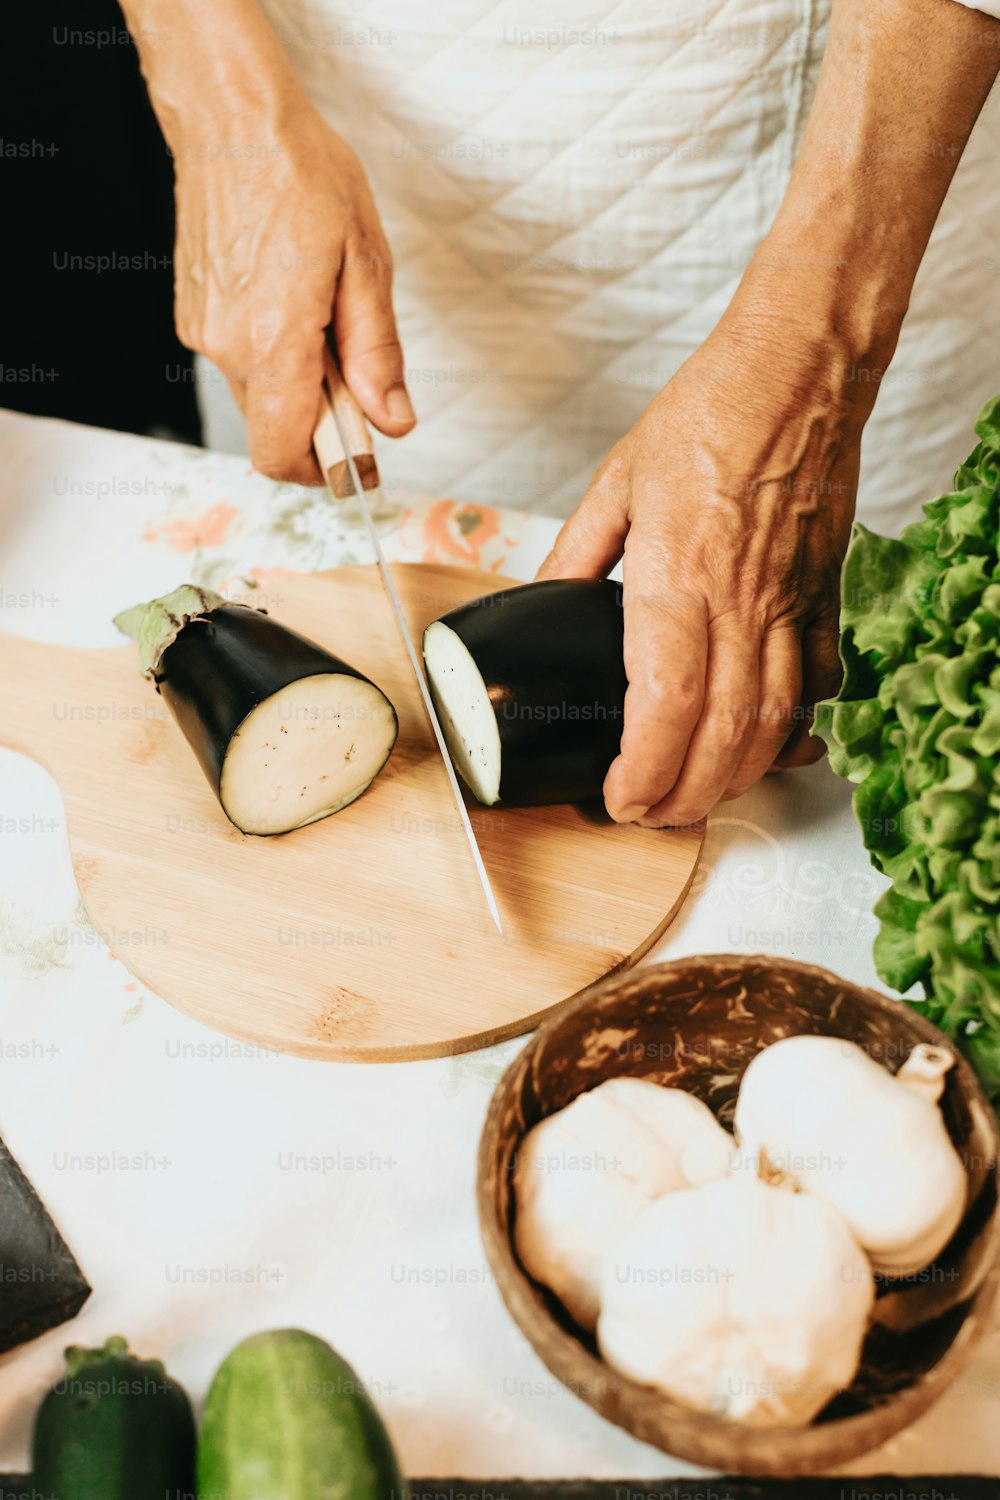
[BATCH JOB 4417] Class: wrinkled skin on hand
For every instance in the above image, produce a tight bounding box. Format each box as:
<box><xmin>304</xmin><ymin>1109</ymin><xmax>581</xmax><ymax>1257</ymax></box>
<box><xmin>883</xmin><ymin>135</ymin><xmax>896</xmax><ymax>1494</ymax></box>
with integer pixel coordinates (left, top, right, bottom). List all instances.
<box><xmin>173</xmin><ymin>105</ymin><xmax>415</xmax><ymax>484</ymax></box>
<box><xmin>538</xmin><ymin>315</ymin><xmax>869</xmax><ymax>827</ymax></box>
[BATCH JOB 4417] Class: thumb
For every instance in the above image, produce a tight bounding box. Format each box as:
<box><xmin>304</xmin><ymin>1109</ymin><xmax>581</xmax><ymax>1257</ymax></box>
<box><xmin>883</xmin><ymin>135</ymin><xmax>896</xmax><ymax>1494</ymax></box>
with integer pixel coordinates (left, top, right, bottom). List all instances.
<box><xmin>536</xmin><ymin>445</ymin><xmax>630</xmax><ymax>581</ymax></box>
<box><xmin>774</xmin><ymin>612</ymin><xmax>843</xmax><ymax>769</ymax></box>
<box><xmin>334</xmin><ymin>235</ymin><xmax>416</xmax><ymax>437</ymax></box>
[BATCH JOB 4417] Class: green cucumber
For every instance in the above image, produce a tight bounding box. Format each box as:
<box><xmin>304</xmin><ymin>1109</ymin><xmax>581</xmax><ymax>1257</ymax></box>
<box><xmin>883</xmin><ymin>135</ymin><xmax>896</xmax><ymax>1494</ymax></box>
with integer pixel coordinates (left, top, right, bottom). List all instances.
<box><xmin>32</xmin><ymin>1334</ymin><xmax>196</xmax><ymax>1499</ymax></box>
<box><xmin>197</xmin><ymin>1327</ymin><xmax>405</xmax><ymax>1500</ymax></box>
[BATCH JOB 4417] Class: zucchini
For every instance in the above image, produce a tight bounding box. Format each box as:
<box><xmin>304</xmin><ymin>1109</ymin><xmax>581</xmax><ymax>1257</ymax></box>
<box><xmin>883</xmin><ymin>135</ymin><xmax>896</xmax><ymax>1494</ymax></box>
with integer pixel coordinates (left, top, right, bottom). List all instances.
<box><xmin>423</xmin><ymin>578</ymin><xmax>626</xmax><ymax>806</ymax></box>
<box><xmin>31</xmin><ymin>1335</ymin><xmax>196</xmax><ymax>1499</ymax></box>
<box><xmin>197</xmin><ymin>1327</ymin><xmax>404</xmax><ymax>1500</ymax></box>
<box><xmin>114</xmin><ymin>585</ymin><xmax>398</xmax><ymax>835</ymax></box>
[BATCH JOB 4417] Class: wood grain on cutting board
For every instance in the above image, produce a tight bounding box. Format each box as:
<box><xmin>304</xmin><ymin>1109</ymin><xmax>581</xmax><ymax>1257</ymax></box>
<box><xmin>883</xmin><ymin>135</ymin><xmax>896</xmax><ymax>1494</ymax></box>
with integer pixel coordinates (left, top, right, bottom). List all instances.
<box><xmin>0</xmin><ymin>564</ymin><xmax>702</xmax><ymax>1061</ymax></box>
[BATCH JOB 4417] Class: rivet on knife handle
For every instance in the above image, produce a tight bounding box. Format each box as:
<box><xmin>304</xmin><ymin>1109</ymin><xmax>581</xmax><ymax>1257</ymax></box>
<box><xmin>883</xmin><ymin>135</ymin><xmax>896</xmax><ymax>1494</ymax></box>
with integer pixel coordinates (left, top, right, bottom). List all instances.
<box><xmin>312</xmin><ymin>342</ymin><xmax>505</xmax><ymax>937</ymax></box>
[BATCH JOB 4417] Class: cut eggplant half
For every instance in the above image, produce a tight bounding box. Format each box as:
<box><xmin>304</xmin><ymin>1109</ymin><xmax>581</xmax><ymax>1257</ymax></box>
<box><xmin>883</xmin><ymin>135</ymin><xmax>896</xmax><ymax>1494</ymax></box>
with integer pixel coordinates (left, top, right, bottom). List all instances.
<box><xmin>115</xmin><ymin>586</ymin><xmax>397</xmax><ymax>835</ymax></box>
<box><xmin>423</xmin><ymin>579</ymin><xmax>626</xmax><ymax>807</ymax></box>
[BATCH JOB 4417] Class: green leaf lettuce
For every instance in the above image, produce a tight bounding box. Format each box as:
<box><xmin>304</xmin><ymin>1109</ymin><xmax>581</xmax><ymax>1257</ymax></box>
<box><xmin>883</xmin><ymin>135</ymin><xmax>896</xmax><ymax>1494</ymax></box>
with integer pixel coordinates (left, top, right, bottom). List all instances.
<box><xmin>814</xmin><ymin>396</ymin><xmax>1000</xmax><ymax>1095</ymax></box>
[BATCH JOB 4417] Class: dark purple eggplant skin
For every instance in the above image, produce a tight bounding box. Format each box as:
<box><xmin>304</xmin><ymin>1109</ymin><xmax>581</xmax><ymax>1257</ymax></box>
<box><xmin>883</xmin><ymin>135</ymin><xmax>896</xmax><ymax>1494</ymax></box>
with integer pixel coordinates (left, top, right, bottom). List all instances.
<box><xmin>156</xmin><ymin>604</ymin><xmax>394</xmax><ymax>806</ymax></box>
<box><xmin>429</xmin><ymin>579</ymin><xmax>626</xmax><ymax>807</ymax></box>
<box><xmin>0</xmin><ymin>1137</ymin><xmax>90</xmax><ymax>1354</ymax></box>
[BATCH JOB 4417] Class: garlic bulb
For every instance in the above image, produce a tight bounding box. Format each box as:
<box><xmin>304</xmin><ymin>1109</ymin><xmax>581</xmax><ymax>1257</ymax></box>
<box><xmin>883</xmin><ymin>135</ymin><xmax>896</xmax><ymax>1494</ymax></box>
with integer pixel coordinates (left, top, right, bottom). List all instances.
<box><xmin>513</xmin><ymin>1078</ymin><xmax>732</xmax><ymax>1330</ymax></box>
<box><xmin>733</xmin><ymin>1036</ymin><xmax>966</xmax><ymax>1277</ymax></box>
<box><xmin>598</xmin><ymin>1176</ymin><xmax>874</xmax><ymax>1426</ymax></box>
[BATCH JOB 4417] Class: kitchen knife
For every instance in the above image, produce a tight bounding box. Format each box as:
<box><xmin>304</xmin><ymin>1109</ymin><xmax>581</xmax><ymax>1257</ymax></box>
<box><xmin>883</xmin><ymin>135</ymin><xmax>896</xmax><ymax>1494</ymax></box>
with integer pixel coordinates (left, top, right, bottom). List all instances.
<box><xmin>313</xmin><ymin>347</ymin><xmax>504</xmax><ymax>937</ymax></box>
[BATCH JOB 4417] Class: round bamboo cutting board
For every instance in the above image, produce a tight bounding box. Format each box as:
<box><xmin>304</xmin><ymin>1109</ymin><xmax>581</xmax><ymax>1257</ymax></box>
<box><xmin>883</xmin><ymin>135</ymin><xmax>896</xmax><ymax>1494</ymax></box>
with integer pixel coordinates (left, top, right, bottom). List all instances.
<box><xmin>0</xmin><ymin>565</ymin><xmax>702</xmax><ymax>1061</ymax></box>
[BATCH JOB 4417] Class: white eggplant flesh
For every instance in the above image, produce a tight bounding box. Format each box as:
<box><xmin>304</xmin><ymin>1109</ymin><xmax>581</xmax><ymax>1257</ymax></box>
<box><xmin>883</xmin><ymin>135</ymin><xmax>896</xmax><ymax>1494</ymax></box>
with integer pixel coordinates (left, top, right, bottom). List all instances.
<box><xmin>423</xmin><ymin>620</ymin><xmax>502</xmax><ymax>805</ymax></box>
<box><xmin>219</xmin><ymin>674</ymin><xmax>399</xmax><ymax>836</ymax></box>
<box><xmin>422</xmin><ymin>579</ymin><xmax>627</xmax><ymax>807</ymax></box>
<box><xmin>114</xmin><ymin>590</ymin><xmax>399</xmax><ymax>835</ymax></box>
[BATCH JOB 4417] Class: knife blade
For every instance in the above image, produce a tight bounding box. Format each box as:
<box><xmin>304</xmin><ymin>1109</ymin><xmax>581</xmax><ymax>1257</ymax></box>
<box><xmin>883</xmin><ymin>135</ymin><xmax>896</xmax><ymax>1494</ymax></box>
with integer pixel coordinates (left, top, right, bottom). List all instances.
<box><xmin>313</xmin><ymin>348</ymin><xmax>504</xmax><ymax>937</ymax></box>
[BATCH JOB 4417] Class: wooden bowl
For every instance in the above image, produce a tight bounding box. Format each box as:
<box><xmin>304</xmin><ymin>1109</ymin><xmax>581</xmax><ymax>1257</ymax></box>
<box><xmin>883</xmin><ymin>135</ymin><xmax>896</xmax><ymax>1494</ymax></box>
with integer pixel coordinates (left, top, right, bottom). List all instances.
<box><xmin>477</xmin><ymin>954</ymin><xmax>1000</xmax><ymax>1476</ymax></box>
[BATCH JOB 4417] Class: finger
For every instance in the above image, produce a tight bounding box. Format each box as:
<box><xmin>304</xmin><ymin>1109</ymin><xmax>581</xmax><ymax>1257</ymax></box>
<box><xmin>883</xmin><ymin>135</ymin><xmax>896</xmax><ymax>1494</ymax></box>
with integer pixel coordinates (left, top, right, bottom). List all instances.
<box><xmin>335</xmin><ymin>233</ymin><xmax>415</xmax><ymax>438</ymax></box>
<box><xmin>774</xmin><ymin>613</ymin><xmax>842</xmax><ymax>768</ymax></box>
<box><xmin>243</xmin><ymin>324</ymin><xmax>326</xmax><ymax>486</ymax></box>
<box><xmin>722</xmin><ymin>621</ymin><xmax>802</xmax><ymax>799</ymax></box>
<box><xmin>603</xmin><ymin>534</ymin><xmax>708</xmax><ymax>822</ymax></box>
<box><xmin>536</xmin><ymin>447</ymin><xmax>630</xmax><ymax>581</ymax></box>
<box><xmin>638</xmin><ymin>615</ymin><xmax>761</xmax><ymax>826</ymax></box>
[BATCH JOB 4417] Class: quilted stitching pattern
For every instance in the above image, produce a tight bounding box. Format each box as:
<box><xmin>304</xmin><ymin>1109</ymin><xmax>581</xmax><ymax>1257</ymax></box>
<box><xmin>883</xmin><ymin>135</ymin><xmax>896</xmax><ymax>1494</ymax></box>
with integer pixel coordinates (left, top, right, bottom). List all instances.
<box><xmin>254</xmin><ymin>0</ymin><xmax>1000</xmax><ymax>531</ymax></box>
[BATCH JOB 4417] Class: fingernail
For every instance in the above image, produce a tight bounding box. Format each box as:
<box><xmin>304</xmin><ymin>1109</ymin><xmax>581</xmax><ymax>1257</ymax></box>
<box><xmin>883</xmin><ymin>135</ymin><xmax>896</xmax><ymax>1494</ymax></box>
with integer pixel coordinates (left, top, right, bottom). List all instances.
<box><xmin>613</xmin><ymin>803</ymin><xmax>647</xmax><ymax>823</ymax></box>
<box><xmin>386</xmin><ymin>385</ymin><xmax>415</xmax><ymax>425</ymax></box>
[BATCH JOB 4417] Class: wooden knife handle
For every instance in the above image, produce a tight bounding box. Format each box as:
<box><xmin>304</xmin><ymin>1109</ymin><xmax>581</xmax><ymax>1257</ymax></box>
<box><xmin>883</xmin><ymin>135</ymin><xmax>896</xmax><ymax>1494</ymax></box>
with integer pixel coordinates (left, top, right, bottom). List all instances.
<box><xmin>313</xmin><ymin>357</ymin><xmax>353</xmax><ymax>499</ymax></box>
<box><xmin>313</xmin><ymin>345</ymin><xmax>380</xmax><ymax>498</ymax></box>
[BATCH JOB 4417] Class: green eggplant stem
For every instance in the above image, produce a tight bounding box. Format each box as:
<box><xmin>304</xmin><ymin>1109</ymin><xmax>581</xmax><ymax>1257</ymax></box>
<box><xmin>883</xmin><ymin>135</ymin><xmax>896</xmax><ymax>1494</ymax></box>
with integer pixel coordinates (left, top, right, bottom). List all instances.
<box><xmin>112</xmin><ymin>584</ymin><xmax>229</xmax><ymax>678</ymax></box>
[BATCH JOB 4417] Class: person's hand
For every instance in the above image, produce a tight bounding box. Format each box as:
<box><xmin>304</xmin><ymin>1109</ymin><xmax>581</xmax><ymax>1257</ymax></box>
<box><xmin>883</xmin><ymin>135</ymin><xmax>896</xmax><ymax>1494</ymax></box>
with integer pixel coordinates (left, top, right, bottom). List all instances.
<box><xmin>172</xmin><ymin>101</ymin><xmax>414</xmax><ymax>483</ymax></box>
<box><xmin>534</xmin><ymin>0</ymin><xmax>1000</xmax><ymax>830</ymax></box>
<box><xmin>537</xmin><ymin>290</ymin><xmax>872</xmax><ymax>827</ymax></box>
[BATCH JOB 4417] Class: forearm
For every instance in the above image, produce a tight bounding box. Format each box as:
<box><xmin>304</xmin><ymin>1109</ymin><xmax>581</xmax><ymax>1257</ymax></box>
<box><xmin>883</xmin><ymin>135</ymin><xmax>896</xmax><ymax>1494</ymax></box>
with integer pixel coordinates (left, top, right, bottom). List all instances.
<box><xmin>117</xmin><ymin>0</ymin><xmax>305</xmax><ymax>145</ymax></box>
<box><xmin>734</xmin><ymin>0</ymin><xmax>1000</xmax><ymax>386</ymax></box>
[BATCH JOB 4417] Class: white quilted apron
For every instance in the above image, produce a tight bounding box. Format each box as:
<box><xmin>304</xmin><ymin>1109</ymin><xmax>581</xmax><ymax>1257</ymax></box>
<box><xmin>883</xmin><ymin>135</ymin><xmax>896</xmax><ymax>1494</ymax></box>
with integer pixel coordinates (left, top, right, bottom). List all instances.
<box><xmin>255</xmin><ymin>0</ymin><xmax>1000</xmax><ymax>533</ymax></box>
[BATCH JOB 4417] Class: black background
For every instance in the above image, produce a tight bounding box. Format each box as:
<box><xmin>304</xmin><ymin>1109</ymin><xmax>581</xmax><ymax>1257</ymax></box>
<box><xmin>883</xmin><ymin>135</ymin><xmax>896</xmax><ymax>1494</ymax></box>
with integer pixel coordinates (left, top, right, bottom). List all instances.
<box><xmin>1</xmin><ymin>0</ymin><xmax>200</xmax><ymax>441</ymax></box>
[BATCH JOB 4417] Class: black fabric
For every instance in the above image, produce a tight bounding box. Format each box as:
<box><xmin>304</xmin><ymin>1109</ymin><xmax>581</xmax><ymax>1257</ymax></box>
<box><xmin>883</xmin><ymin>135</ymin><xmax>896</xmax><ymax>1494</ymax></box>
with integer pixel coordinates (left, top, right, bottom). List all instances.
<box><xmin>0</xmin><ymin>0</ymin><xmax>201</xmax><ymax>442</ymax></box>
<box><xmin>1</xmin><ymin>1478</ymin><xmax>997</xmax><ymax>1498</ymax></box>
<box><xmin>0</xmin><ymin>1138</ymin><xmax>90</xmax><ymax>1355</ymax></box>
<box><xmin>336</xmin><ymin>1484</ymin><xmax>1000</xmax><ymax>1499</ymax></box>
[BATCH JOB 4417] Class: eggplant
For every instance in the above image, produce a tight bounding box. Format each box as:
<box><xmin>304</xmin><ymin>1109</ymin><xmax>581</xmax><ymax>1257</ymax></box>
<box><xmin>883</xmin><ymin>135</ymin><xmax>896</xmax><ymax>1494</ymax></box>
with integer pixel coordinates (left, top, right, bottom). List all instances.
<box><xmin>115</xmin><ymin>586</ymin><xmax>397</xmax><ymax>835</ymax></box>
<box><xmin>0</xmin><ymin>1136</ymin><xmax>90</xmax><ymax>1353</ymax></box>
<box><xmin>423</xmin><ymin>579</ymin><xmax>626</xmax><ymax>807</ymax></box>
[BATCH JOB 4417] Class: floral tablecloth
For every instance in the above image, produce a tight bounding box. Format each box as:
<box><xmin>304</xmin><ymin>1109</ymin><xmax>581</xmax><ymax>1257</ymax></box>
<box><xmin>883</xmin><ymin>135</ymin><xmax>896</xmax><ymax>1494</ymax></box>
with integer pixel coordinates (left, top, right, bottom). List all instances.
<box><xmin>0</xmin><ymin>408</ymin><xmax>997</xmax><ymax>1479</ymax></box>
